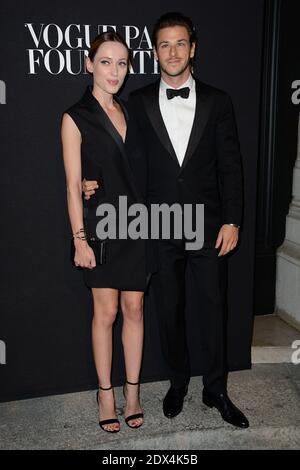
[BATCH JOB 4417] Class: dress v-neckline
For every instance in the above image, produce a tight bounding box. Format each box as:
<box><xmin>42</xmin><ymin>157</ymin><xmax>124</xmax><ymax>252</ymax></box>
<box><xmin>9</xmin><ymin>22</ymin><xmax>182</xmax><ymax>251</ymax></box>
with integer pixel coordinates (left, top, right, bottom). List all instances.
<box><xmin>103</xmin><ymin>99</ymin><xmax>127</xmax><ymax>143</ymax></box>
<box><xmin>91</xmin><ymin>90</ymin><xmax>128</xmax><ymax>145</ymax></box>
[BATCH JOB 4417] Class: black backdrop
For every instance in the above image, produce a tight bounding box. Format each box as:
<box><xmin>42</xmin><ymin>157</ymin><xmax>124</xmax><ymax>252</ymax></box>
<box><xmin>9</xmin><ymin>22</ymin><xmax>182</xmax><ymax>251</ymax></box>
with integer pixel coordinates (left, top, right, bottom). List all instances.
<box><xmin>254</xmin><ymin>0</ymin><xmax>300</xmax><ymax>315</ymax></box>
<box><xmin>0</xmin><ymin>0</ymin><xmax>264</xmax><ymax>401</ymax></box>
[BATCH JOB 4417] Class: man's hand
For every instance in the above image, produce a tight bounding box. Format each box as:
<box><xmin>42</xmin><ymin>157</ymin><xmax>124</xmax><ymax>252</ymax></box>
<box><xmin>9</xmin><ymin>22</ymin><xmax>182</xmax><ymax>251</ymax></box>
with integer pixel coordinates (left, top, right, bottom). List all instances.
<box><xmin>215</xmin><ymin>224</ymin><xmax>239</xmax><ymax>256</ymax></box>
<box><xmin>82</xmin><ymin>178</ymin><xmax>99</xmax><ymax>200</ymax></box>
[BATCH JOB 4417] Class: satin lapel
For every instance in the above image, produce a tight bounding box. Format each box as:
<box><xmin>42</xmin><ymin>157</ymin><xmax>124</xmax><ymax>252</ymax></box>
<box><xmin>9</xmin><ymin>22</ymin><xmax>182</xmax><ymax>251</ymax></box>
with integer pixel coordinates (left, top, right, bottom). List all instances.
<box><xmin>85</xmin><ymin>89</ymin><xmax>126</xmax><ymax>159</ymax></box>
<box><xmin>114</xmin><ymin>96</ymin><xmax>144</xmax><ymax>201</ymax></box>
<box><xmin>142</xmin><ymin>81</ymin><xmax>179</xmax><ymax>166</ymax></box>
<box><xmin>180</xmin><ymin>80</ymin><xmax>214</xmax><ymax>171</ymax></box>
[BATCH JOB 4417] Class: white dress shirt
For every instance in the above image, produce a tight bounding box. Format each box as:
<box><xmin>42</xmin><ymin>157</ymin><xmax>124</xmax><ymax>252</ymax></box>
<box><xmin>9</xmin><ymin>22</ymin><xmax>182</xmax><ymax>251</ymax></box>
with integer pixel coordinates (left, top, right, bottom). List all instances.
<box><xmin>159</xmin><ymin>74</ymin><xmax>196</xmax><ymax>166</ymax></box>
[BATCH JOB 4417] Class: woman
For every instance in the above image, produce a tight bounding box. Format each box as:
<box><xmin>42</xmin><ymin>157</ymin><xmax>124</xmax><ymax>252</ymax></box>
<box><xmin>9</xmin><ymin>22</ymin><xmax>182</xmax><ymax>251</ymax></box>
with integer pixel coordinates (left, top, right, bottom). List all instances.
<box><xmin>61</xmin><ymin>32</ymin><xmax>148</xmax><ymax>433</ymax></box>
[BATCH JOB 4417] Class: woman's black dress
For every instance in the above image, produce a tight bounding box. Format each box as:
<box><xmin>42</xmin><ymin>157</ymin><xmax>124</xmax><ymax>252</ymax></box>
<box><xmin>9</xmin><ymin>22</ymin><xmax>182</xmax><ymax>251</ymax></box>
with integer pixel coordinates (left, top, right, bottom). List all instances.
<box><xmin>65</xmin><ymin>86</ymin><xmax>150</xmax><ymax>291</ymax></box>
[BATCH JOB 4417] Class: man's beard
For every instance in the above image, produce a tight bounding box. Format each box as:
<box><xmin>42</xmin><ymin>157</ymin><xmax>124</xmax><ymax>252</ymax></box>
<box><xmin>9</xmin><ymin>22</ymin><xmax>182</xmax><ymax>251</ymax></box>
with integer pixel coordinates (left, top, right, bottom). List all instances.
<box><xmin>160</xmin><ymin>59</ymin><xmax>191</xmax><ymax>77</ymax></box>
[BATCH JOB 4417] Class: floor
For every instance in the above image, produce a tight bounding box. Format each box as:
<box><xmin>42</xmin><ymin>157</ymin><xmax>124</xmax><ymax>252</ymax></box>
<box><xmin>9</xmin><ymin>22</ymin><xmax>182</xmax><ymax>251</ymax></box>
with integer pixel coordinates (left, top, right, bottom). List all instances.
<box><xmin>1</xmin><ymin>314</ymin><xmax>300</xmax><ymax>450</ymax></box>
<box><xmin>253</xmin><ymin>314</ymin><xmax>300</xmax><ymax>347</ymax></box>
<box><xmin>0</xmin><ymin>363</ymin><xmax>299</xmax><ymax>450</ymax></box>
<box><xmin>252</xmin><ymin>314</ymin><xmax>300</xmax><ymax>364</ymax></box>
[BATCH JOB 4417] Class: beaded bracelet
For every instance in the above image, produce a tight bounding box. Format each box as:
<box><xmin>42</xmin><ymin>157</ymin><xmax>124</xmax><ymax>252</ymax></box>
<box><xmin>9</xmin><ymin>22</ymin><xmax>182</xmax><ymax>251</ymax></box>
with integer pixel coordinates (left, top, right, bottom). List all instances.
<box><xmin>73</xmin><ymin>227</ymin><xmax>87</xmax><ymax>240</ymax></box>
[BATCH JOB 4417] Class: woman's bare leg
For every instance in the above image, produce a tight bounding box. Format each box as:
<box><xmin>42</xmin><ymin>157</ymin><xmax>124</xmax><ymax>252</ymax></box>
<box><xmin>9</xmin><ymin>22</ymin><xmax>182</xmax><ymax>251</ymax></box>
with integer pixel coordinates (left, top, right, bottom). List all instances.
<box><xmin>120</xmin><ymin>291</ymin><xmax>144</xmax><ymax>427</ymax></box>
<box><xmin>92</xmin><ymin>287</ymin><xmax>119</xmax><ymax>432</ymax></box>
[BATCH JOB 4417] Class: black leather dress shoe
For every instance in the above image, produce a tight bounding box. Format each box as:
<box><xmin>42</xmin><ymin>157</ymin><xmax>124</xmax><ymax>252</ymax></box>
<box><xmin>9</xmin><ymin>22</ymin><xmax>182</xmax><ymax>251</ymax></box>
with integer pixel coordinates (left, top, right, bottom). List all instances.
<box><xmin>202</xmin><ymin>388</ymin><xmax>249</xmax><ymax>428</ymax></box>
<box><xmin>163</xmin><ymin>385</ymin><xmax>188</xmax><ymax>418</ymax></box>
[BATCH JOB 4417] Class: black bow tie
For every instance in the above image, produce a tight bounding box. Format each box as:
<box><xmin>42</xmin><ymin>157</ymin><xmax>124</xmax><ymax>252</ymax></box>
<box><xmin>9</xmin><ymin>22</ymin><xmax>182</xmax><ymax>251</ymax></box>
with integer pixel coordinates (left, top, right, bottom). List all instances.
<box><xmin>166</xmin><ymin>87</ymin><xmax>190</xmax><ymax>100</ymax></box>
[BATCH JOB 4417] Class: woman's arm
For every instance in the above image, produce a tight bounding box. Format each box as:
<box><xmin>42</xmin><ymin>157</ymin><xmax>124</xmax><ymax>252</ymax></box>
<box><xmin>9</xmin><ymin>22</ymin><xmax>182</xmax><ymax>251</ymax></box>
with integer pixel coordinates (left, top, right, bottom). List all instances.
<box><xmin>61</xmin><ymin>113</ymin><xmax>96</xmax><ymax>268</ymax></box>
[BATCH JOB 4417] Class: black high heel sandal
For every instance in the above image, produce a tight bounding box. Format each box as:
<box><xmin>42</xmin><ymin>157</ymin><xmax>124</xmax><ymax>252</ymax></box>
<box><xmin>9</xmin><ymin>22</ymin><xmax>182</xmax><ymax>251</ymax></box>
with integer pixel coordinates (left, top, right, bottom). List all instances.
<box><xmin>96</xmin><ymin>385</ymin><xmax>120</xmax><ymax>433</ymax></box>
<box><xmin>123</xmin><ymin>380</ymin><xmax>144</xmax><ymax>428</ymax></box>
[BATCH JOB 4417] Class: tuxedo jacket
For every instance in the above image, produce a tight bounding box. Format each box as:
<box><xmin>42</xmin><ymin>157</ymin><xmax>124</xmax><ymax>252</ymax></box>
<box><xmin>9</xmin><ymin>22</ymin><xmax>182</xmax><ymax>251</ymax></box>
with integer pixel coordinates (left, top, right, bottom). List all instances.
<box><xmin>128</xmin><ymin>78</ymin><xmax>244</xmax><ymax>248</ymax></box>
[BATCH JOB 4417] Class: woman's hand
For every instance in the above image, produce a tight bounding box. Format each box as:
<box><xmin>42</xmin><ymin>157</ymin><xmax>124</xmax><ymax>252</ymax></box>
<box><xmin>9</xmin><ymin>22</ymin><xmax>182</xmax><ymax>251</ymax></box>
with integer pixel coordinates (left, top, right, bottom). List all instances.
<box><xmin>74</xmin><ymin>239</ymin><xmax>96</xmax><ymax>268</ymax></box>
<box><xmin>82</xmin><ymin>178</ymin><xmax>99</xmax><ymax>200</ymax></box>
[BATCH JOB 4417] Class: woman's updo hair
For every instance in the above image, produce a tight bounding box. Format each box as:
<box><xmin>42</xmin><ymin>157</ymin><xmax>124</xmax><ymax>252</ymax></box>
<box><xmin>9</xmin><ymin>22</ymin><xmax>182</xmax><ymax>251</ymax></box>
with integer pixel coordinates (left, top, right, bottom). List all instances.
<box><xmin>88</xmin><ymin>31</ymin><xmax>131</xmax><ymax>66</ymax></box>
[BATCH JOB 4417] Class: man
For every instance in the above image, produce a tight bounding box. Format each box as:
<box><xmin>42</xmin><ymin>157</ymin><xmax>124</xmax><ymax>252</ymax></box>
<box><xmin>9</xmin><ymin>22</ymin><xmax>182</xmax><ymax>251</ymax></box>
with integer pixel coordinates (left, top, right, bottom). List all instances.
<box><xmin>83</xmin><ymin>12</ymin><xmax>249</xmax><ymax>428</ymax></box>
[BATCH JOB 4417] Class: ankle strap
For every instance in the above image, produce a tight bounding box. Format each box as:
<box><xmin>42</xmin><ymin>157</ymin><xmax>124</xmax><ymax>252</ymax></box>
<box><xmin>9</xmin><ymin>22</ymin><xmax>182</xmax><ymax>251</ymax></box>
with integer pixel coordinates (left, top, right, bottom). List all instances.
<box><xmin>99</xmin><ymin>385</ymin><xmax>112</xmax><ymax>391</ymax></box>
<box><xmin>126</xmin><ymin>380</ymin><xmax>140</xmax><ymax>386</ymax></box>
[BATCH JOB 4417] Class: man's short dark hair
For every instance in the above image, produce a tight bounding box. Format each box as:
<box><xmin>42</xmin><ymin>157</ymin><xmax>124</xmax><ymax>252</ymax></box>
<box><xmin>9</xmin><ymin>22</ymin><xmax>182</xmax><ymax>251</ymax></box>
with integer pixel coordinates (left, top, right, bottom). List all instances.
<box><xmin>152</xmin><ymin>12</ymin><xmax>196</xmax><ymax>48</ymax></box>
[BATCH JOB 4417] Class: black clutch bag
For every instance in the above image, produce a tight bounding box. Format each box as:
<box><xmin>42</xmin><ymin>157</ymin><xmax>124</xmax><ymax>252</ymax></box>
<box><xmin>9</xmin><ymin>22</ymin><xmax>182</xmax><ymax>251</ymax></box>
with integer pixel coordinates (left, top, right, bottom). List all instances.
<box><xmin>70</xmin><ymin>238</ymin><xmax>106</xmax><ymax>268</ymax></box>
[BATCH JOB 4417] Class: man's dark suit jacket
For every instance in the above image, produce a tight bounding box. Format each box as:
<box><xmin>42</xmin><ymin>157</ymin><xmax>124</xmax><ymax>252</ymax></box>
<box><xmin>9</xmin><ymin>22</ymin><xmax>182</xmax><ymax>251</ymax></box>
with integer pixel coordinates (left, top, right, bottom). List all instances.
<box><xmin>128</xmin><ymin>78</ymin><xmax>243</xmax><ymax>249</ymax></box>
